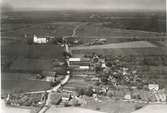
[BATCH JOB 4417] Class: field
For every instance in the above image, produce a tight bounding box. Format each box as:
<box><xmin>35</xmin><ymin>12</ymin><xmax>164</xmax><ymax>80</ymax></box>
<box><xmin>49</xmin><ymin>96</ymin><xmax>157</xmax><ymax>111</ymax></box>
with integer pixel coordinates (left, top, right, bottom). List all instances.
<box><xmin>1</xmin><ymin>72</ymin><xmax>37</xmax><ymax>80</ymax></box>
<box><xmin>9</xmin><ymin>58</ymin><xmax>53</xmax><ymax>73</ymax></box>
<box><xmin>46</xmin><ymin>107</ymin><xmax>105</xmax><ymax>113</ymax></box>
<box><xmin>2</xmin><ymin>100</ymin><xmax>31</xmax><ymax>113</ymax></box>
<box><xmin>72</xmin><ymin>47</ymin><xmax>167</xmax><ymax>56</ymax></box>
<box><xmin>71</xmin><ymin>41</ymin><xmax>157</xmax><ymax>50</ymax></box>
<box><xmin>75</xmin><ymin>22</ymin><xmax>166</xmax><ymax>44</ymax></box>
<box><xmin>132</xmin><ymin>104</ymin><xmax>167</xmax><ymax>113</ymax></box>
<box><xmin>81</xmin><ymin>97</ymin><xmax>143</xmax><ymax>113</ymax></box>
<box><xmin>1</xmin><ymin>10</ymin><xmax>167</xmax><ymax>113</ymax></box>
<box><xmin>1</xmin><ymin>79</ymin><xmax>51</xmax><ymax>97</ymax></box>
<box><xmin>63</xmin><ymin>75</ymin><xmax>95</xmax><ymax>92</ymax></box>
<box><xmin>2</xmin><ymin>43</ymin><xmax>65</xmax><ymax>58</ymax></box>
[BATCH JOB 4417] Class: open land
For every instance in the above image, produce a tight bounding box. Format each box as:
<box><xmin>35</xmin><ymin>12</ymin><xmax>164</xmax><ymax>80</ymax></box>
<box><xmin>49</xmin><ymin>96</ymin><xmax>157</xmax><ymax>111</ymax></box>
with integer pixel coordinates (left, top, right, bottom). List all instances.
<box><xmin>1</xmin><ymin>10</ymin><xmax>167</xmax><ymax>113</ymax></box>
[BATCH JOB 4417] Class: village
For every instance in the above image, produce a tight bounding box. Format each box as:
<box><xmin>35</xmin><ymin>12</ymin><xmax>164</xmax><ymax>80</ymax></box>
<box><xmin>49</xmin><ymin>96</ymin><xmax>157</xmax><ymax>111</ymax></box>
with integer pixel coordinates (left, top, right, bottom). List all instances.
<box><xmin>2</xmin><ymin>33</ymin><xmax>167</xmax><ymax>113</ymax></box>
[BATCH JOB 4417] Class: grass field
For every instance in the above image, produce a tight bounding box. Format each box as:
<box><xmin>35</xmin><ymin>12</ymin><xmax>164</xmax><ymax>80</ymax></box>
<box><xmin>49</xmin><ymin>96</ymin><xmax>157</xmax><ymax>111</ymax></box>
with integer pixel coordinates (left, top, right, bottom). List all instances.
<box><xmin>72</xmin><ymin>47</ymin><xmax>167</xmax><ymax>56</ymax></box>
<box><xmin>71</xmin><ymin>41</ymin><xmax>157</xmax><ymax>50</ymax></box>
<box><xmin>9</xmin><ymin>58</ymin><xmax>53</xmax><ymax>73</ymax></box>
<box><xmin>46</xmin><ymin>107</ymin><xmax>106</xmax><ymax>113</ymax></box>
<box><xmin>132</xmin><ymin>104</ymin><xmax>167</xmax><ymax>113</ymax></box>
<box><xmin>1</xmin><ymin>79</ymin><xmax>51</xmax><ymax>96</ymax></box>
<box><xmin>81</xmin><ymin>96</ymin><xmax>143</xmax><ymax>113</ymax></box>
<box><xmin>75</xmin><ymin>23</ymin><xmax>166</xmax><ymax>44</ymax></box>
<box><xmin>2</xmin><ymin>43</ymin><xmax>65</xmax><ymax>58</ymax></box>
<box><xmin>1</xmin><ymin>22</ymin><xmax>81</xmax><ymax>39</ymax></box>
<box><xmin>1</xmin><ymin>72</ymin><xmax>37</xmax><ymax>80</ymax></box>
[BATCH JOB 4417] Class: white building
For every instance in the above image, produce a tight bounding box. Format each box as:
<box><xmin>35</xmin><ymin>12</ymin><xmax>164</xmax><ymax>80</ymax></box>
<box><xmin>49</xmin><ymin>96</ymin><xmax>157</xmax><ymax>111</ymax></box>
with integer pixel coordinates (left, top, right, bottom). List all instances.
<box><xmin>124</xmin><ymin>93</ymin><xmax>131</xmax><ymax>100</ymax></box>
<box><xmin>79</xmin><ymin>66</ymin><xmax>89</xmax><ymax>70</ymax></box>
<box><xmin>148</xmin><ymin>84</ymin><xmax>159</xmax><ymax>91</ymax></box>
<box><xmin>33</xmin><ymin>35</ymin><xmax>48</xmax><ymax>44</ymax></box>
<box><xmin>69</xmin><ymin>58</ymin><xmax>81</xmax><ymax>62</ymax></box>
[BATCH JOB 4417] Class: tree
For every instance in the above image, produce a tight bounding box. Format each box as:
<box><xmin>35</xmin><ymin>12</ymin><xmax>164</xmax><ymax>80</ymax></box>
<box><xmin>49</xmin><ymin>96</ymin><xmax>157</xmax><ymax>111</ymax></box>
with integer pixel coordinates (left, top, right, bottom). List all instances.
<box><xmin>64</xmin><ymin>101</ymin><xmax>70</xmax><ymax>107</ymax></box>
<box><xmin>76</xmin><ymin>88</ymin><xmax>85</xmax><ymax>96</ymax></box>
<box><xmin>71</xmin><ymin>99</ymin><xmax>80</xmax><ymax>106</ymax></box>
<box><xmin>84</xmin><ymin>86</ymin><xmax>93</xmax><ymax>97</ymax></box>
<box><xmin>107</xmin><ymin>90</ymin><xmax>113</xmax><ymax>98</ymax></box>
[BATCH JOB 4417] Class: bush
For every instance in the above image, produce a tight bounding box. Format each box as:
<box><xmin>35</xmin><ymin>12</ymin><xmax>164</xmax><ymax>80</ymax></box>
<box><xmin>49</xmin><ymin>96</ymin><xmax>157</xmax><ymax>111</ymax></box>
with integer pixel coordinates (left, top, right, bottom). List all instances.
<box><xmin>71</xmin><ymin>99</ymin><xmax>80</xmax><ymax>106</ymax></box>
<box><xmin>135</xmin><ymin>104</ymin><xmax>143</xmax><ymax>110</ymax></box>
<box><xmin>84</xmin><ymin>86</ymin><xmax>93</xmax><ymax>97</ymax></box>
<box><xmin>76</xmin><ymin>88</ymin><xmax>85</xmax><ymax>96</ymax></box>
<box><xmin>95</xmin><ymin>81</ymin><xmax>101</xmax><ymax>86</ymax></box>
<box><xmin>107</xmin><ymin>91</ymin><xmax>113</xmax><ymax>98</ymax></box>
<box><xmin>64</xmin><ymin>102</ymin><xmax>70</xmax><ymax>107</ymax></box>
<box><xmin>96</xmin><ymin>107</ymin><xmax>101</xmax><ymax>111</ymax></box>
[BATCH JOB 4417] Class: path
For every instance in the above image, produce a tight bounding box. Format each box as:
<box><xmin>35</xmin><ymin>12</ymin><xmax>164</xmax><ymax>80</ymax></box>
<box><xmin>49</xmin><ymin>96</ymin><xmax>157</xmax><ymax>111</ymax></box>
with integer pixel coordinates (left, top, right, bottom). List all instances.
<box><xmin>38</xmin><ymin>43</ymin><xmax>71</xmax><ymax>113</ymax></box>
<box><xmin>63</xmin><ymin>23</ymin><xmax>86</xmax><ymax>40</ymax></box>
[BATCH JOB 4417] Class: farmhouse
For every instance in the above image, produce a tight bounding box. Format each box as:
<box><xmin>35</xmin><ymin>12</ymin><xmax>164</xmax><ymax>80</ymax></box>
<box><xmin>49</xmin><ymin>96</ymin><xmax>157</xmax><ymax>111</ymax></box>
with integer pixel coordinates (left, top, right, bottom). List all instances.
<box><xmin>42</xmin><ymin>71</ymin><xmax>56</xmax><ymax>82</ymax></box>
<box><xmin>33</xmin><ymin>34</ymin><xmax>48</xmax><ymax>44</ymax></box>
<box><xmin>148</xmin><ymin>84</ymin><xmax>159</xmax><ymax>91</ymax></box>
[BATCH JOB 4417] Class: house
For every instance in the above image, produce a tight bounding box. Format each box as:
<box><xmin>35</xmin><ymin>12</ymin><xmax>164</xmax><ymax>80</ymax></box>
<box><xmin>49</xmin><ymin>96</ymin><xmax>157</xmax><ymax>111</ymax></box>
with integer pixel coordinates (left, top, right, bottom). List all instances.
<box><xmin>148</xmin><ymin>84</ymin><xmax>159</xmax><ymax>91</ymax></box>
<box><xmin>101</xmin><ymin>59</ymin><xmax>106</xmax><ymax>68</ymax></box>
<box><xmin>61</xmin><ymin>92</ymin><xmax>72</xmax><ymax>102</ymax></box>
<box><xmin>41</xmin><ymin>71</ymin><xmax>56</xmax><ymax>82</ymax></box>
<box><xmin>69</xmin><ymin>58</ymin><xmax>90</xmax><ymax>62</ymax></box>
<box><xmin>33</xmin><ymin>35</ymin><xmax>48</xmax><ymax>44</ymax></box>
<box><xmin>124</xmin><ymin>93</ymin><xmax>131</xmax><ymax>100</ymax></box>
<box><xmin>69</xmin><ymin>58</ymin><xmax>81</xmax><ymax>62</ymax></box>
<box><xmin>155</xmin><ymin>89</ymin><xmax>167</xmax><ymax>102</ymax></box>
<box><xmin>46</xmin><ymin>75</ymin><xmax>55</xmax><ymax>82</ymax></box>
<box><xmin>79</xmin><ymin>66</ymin><xmax>89</xmax><ymax>70</ymax></box>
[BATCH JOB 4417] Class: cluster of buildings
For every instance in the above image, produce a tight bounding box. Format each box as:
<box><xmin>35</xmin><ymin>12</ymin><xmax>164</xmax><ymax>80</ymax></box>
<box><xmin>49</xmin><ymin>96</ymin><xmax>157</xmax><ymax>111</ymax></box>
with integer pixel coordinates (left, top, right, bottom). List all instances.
<box><xmin>63</xmin><ymin>50</ymin><xmax>167</xmax><ymax>104</ymax></box>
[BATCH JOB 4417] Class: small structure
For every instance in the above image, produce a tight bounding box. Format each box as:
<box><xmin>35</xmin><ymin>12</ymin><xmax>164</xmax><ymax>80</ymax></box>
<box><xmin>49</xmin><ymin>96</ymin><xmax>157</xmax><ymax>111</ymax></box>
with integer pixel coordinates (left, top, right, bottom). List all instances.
<box><xmin>124</xmin><ymin>93</ymin><xmax>131</xmax><ymax>100</ymax></box>
<box><xmin>45</xmin><ymin>71</ymin><xmax>56</xmax><ymax>82</ymax></box>
<box><xmin>148</xmin><ymin>84</ymin><xmax>159</xmax><ymax>91</ymax></box>
<box><xmin>69</xmin><ymin>58</ymin><xmax>81</xmax><ymax>62</ymax></box>
<box><xmin>79</xmin><ymin>66</ymin><xmax>89</xmax><ymax>70</ymax></box>
<box><xmin>61</xmin><ymin>92</ymin><xmax>72</xmax><ymax>102</ymax></box>
<box><xmin>33</xmin><ymin>34</ymin><xmax>48</xmax><ymax>44</ymax></box>
<box><xmin>155</xmin><ymin>89</ymin><xmax>167</xmax><ymax>102</ymax></box>
<box><xmin>69</xmin><ymin>58</ymin><xmax>90</xmax><ymax>62</ymax></box>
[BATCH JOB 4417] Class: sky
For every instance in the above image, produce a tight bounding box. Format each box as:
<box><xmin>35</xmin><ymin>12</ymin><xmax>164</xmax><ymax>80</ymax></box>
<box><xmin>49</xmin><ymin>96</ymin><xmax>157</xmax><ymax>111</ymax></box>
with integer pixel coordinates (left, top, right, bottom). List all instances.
<box><xmin>1</xmin><ymin>0</ymin><xmax>166</xmax><ymax>11</ymax></box>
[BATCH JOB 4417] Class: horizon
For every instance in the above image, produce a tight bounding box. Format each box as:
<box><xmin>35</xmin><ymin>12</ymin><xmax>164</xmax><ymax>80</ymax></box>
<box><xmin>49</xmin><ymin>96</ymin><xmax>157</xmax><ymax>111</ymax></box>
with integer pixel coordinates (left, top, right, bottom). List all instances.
<box><xmin>1</xmin><ymin>0</ymin><xmax>166</xmax><ymax>12</ymax></box>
